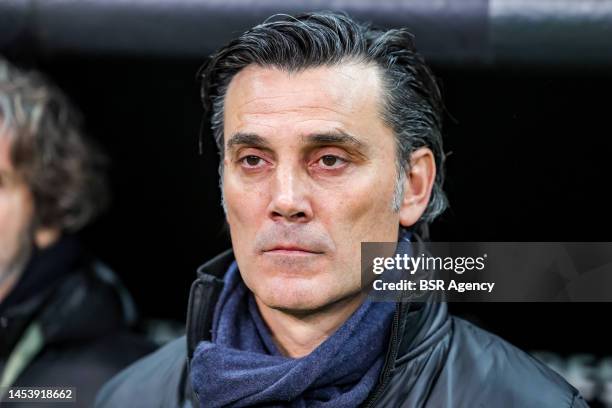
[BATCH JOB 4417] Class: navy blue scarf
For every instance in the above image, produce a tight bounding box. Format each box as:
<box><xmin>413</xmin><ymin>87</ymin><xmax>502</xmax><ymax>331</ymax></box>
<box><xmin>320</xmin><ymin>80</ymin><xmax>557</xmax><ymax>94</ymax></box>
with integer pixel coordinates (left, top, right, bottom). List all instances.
<box><xmin>190</xmin><ymin>232</ymin><xmax>412</xmax><ymax>407</ymax></box>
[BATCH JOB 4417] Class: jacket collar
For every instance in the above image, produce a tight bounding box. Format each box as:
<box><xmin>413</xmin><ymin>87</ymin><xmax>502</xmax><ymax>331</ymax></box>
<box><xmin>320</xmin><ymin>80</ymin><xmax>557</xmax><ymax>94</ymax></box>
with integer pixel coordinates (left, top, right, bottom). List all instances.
<box><xmin>186</xmin><ymin>249</ymin><xmax>233</xmax><ymax>360</ymax></box>
<box><xmin>1</xmin><ymin>239</ymin><xmax>137</xmax><ymax>359</ymax></box>
<box><xmin>0</xmin><ymin>236</ymin><xmax>84</xmax><ymax>355</ymax></box>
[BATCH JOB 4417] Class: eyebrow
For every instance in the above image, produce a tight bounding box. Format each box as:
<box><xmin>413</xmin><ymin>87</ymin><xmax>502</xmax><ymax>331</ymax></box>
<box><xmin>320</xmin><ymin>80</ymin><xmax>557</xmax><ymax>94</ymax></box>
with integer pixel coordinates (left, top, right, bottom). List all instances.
<box><xmin>226</xmin><ymin>132</ymin><xmax>270</xmax><ymax>151</ymax></box>
<box><xmin>226</xmin><ymin>130</ymin><xmax>365</xmax><ymax>151</ymax></box>
<box><xmin>303</xmin><ymin>131</ymin><xmax>365</xmax><ymax>149</ymax></box>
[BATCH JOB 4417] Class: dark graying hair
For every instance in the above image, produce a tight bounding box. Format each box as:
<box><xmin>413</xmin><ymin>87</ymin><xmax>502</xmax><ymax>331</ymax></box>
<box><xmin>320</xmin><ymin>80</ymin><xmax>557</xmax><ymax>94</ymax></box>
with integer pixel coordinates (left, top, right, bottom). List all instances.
<box><xmin>0</xmin><ymin>58</ymin><xmax>108</xmax><ymax>232</ymax></box>
<box><xmin>198</xmin><ymin>11</ymin><xmax>447</xmax><ymax>224</ymax></box>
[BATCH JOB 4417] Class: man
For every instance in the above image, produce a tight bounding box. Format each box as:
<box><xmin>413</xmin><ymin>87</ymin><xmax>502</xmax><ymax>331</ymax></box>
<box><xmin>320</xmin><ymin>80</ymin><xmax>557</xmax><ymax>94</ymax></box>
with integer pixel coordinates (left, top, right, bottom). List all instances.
<box><xmin>0</xmin><ymin>58</ymin><xmax>155</xmax><ymax>406</ymax></box>
<box><xmin>96</xmin><ymin>12</ymin><xmax>587</xmax><ymax>407</ymax></box>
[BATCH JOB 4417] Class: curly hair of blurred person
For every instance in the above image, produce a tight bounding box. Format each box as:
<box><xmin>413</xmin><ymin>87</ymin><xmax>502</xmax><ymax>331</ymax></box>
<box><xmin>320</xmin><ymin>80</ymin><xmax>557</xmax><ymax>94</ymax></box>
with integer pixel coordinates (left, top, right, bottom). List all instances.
<box><xmin>0</xmin><ymin>60</ymin><xmax>109</xmax><ymax>233</ymax></box>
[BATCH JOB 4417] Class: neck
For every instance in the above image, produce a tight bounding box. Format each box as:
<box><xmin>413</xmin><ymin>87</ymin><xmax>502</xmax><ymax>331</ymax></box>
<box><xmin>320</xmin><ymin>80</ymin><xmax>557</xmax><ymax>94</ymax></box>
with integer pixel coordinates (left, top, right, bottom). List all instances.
<box><xmin>255</xmin><ymin>291</ymin><xmax>367</xmax><ymax>358</ymax></box>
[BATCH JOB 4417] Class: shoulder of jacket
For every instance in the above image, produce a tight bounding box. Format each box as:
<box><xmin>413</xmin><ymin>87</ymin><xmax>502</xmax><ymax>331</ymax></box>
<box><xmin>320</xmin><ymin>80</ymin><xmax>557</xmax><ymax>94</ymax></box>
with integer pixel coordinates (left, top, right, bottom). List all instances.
<box><xmin>446</xmin><ymin>317</ymin><xmax>584</xmax><ymax>407</ymax></box>
<box><xmin>95</xmin><ymin>336</ymin><xmax>189</xmax><ymax>408</ymax></box>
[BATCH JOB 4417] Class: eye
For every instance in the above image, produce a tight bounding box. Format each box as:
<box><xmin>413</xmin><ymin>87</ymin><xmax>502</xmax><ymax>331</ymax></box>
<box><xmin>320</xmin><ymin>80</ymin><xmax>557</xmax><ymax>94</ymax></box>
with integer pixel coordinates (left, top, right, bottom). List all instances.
<box><xmin>318</xmin><ymin>155</ymin><xmax>347</xmax><ymax>168</ymax></box>
<box><xmin>239</xmin><ymin>155</ymin><xmax>266</xmax><ymax>168</ymax></box>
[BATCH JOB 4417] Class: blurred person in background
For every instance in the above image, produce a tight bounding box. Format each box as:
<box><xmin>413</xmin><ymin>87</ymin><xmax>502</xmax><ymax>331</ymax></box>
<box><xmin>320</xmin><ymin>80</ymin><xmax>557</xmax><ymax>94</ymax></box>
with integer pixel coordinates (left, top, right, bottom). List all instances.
<box><xmin>97</xmin><ymin>11</ymin><xmax>587</xmax><ymax>408</ymax></box>
<box><xmin>0</xmin><ymin>57</ymin><xmax>155</xmax><ymax>406</ymax></box>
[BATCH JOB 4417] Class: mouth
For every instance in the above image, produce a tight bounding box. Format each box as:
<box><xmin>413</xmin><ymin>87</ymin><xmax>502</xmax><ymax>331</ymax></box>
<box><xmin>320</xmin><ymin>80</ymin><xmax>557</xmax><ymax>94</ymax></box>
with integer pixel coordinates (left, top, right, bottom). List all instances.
<box><xmin>263</xmin><ymin>246</ymin><xmax>324</xmax><ymax>256</ymax></box>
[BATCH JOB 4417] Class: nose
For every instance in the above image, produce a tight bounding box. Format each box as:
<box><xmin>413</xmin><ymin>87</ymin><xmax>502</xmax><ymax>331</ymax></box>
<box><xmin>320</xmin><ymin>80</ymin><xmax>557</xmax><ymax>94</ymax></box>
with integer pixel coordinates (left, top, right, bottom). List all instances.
<box><xmin>267</xmin><ymin>163</ymin><xmax>313</xmax><ymax>223</ymax></box>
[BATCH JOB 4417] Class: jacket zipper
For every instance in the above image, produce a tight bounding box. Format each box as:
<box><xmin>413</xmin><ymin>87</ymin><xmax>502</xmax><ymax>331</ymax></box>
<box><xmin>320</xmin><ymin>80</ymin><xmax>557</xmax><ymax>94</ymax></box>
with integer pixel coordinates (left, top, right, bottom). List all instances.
<box><xmin>361</xmin><ymin>302</ymin><xmax>402</xmax><ymax>408</ymax></box>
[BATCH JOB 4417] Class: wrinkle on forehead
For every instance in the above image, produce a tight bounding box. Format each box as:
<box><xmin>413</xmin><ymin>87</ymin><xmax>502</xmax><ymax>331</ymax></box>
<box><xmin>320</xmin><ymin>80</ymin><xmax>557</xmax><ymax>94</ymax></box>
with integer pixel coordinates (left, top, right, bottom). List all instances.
<box><xmin>224</xmin><ymin>62</ymin><xmax>383</xmax><ymax>124</ymax></box>
<box><xmin>239</xmin><ymin>105</ymin><xmax>350</xmax><ymax>120</ymax></box>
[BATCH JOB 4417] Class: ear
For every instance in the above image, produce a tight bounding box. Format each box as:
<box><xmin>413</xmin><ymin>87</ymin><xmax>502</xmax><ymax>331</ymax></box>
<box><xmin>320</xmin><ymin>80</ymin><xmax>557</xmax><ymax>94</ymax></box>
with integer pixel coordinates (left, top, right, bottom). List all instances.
<box><xmin>34</xmin><ymin>227</ymin><xmax>61</xmax><ymax>249</ymax></box>
<box><xmin>399</xmin><ymin>147</ymin><xmax>436</xmax><ymax>228</ymax></box>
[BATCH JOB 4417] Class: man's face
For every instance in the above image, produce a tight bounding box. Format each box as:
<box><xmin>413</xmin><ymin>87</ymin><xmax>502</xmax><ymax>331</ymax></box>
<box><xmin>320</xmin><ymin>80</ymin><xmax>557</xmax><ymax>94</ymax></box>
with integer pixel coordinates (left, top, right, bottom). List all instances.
<box><xmin>0</xmin><ymin>132</ymin><xmax>34</xmax><ymax>293</ymax></box>
<box><xmin>222</xmin><ymin>62</ymin><xmax>403</xmax><ymax>312</ymax></box>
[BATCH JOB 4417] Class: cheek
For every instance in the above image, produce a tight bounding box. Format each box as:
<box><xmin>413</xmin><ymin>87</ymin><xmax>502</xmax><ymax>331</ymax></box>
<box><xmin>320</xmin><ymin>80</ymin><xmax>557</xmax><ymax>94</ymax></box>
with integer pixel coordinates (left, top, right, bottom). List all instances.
<box><xmin>223</xmin><ymin>173</ymin><xmax>268</xmax><ymax>235</ymax></box>
<box><xmin>318</xmin><ymin>169</ymin><xmax>399</xmax><ymax>239</ymax></box>
<box><xmin>0</xmin><ymin>189</ymin><xmax>33</xmax><ymax>257</ymax></box>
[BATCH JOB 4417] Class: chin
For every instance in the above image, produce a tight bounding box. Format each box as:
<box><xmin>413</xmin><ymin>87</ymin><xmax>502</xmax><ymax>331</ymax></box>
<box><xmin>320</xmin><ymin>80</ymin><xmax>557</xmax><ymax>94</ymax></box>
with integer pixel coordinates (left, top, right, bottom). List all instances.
<box><xmin>251</xmin><ymin>275</ymin><xmax>336</xmax><ymax>313</ymax></box>
<box><xmin>252</xmin><ymin>272</ymin><xmax>363</xmax><ymax>315</ymax></box>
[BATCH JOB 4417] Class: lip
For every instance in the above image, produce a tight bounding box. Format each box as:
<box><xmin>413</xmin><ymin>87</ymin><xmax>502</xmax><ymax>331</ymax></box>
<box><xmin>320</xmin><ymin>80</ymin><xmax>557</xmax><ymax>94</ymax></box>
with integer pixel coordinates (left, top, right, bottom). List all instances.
<box><xmin>263</xmin><ymin>246</ymin><xmax>323</xmax><ymax>255</ymax></box>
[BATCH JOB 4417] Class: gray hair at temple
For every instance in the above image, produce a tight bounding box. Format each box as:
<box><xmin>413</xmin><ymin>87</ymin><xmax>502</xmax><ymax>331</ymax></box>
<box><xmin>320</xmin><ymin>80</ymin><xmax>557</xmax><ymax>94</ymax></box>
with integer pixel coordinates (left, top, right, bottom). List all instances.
<box><xmin>0</xmin><ymin>58</ymin><xmax>108</xmax><ymax>232</ymax></box>
<box><xmin>198</xmin><ymin>11</ymin><xmax>448</xmax><ymax>227</ymax></box>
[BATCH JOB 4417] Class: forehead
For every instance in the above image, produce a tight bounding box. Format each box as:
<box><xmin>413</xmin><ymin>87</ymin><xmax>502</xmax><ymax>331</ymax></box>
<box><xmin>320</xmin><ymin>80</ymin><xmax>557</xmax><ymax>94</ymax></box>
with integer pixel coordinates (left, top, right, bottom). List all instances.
<box><xmin>223</xmin><ymin>62</ymin><xmax>388</xmax><ymax>141</ymax></box>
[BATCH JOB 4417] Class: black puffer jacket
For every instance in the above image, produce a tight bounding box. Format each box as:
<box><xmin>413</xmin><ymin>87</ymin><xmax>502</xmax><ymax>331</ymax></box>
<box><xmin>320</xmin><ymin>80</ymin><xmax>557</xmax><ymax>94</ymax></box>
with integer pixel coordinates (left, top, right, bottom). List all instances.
<box><xmin>96</xmin><ymin>249</ymin><xmax>588</xmax><ymax>408</ymax></box>
<box><xmin>0</xmin><ymin>236</ymin><xmax>156</xmax><ymax>407</ymax></box>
